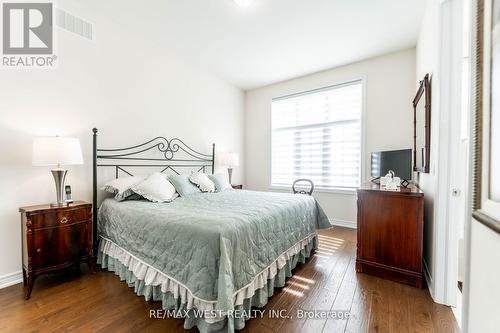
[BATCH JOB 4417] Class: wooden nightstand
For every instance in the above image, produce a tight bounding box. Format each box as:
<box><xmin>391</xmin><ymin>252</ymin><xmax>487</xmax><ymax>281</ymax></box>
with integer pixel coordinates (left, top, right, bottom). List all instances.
<box><xmin>19</xmin><ymin>201</ymin><xmax>93</xmax><ymax>299</ymax></box>
<box><xmin>231</xmin><ymin>184</ymin><xmax>243</xmax><ymax>190</ymax></box>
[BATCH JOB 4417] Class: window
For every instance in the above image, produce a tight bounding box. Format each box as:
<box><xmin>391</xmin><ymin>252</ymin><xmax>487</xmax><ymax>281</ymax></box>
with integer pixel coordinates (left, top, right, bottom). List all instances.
<box><xmin>271</xmin><ymin>80</ymin><xmax>363</xmax><ymax>190</ymax></box>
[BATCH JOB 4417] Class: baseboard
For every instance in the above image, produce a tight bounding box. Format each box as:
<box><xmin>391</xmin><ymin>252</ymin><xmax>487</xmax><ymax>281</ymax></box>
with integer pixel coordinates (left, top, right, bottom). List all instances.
<box><xmin>0</xmin><ymin>271</ymin><xmax>23</xmax><ymax>289</ymax></box>
<box><xmin>423</xmin><ymin>259</ymin><xmax>434</xmax><ymax>298</ymax></box>
<box><xmin>330</xmin><ymin>218</ymin><xmax>357</xmax><ymax>229</ymax></box>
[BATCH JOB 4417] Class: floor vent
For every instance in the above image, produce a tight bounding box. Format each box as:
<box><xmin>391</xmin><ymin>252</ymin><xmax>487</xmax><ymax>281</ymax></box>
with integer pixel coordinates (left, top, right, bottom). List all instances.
<box><xmin>56</xmin><ymin>8</ymin><xmax>94</xmax><ymax>41</ymax></box>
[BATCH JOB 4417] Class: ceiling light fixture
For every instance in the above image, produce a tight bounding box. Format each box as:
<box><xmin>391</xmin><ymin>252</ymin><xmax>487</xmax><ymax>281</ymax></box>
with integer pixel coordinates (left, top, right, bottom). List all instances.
<box><xmin>233</xmin><ymin>0</ymin><xmax>253</xmax><ymax>7</ymax></box>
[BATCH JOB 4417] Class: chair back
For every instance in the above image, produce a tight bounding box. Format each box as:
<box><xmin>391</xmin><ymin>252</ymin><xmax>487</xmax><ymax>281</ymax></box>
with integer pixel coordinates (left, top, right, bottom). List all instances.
<box><xmin>292</xmin><ymin>179</ymin><xmax>314</xmax><ymax>196</ymax></box>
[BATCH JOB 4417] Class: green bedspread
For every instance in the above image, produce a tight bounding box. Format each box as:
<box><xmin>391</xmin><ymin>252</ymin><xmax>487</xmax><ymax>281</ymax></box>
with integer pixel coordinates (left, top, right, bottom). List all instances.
<box><xmin>98</xmin><ymin>189</ymin><xmax>330</xmax><ymax>317</ymax></box>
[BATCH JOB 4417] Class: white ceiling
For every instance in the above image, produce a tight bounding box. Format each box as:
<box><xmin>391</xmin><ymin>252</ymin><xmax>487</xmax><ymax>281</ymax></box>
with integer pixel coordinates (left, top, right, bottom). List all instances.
<box><xmin>156</xmin><ymin>0</ymin><xmax>425</xmax><ymax>90</ymax></box>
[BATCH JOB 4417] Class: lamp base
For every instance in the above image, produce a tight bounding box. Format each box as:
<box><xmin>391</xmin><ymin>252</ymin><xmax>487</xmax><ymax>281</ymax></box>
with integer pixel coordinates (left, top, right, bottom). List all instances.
<box><xmin>228</xmin><ymin>168</ymin><xmax>233</xmax><ymax>184</ymax></box>
<box><xmin>50</xmin><ymin>202</ymin><xmax>68</xmax><ymax>207</ymax></box>
<box><xmin>51</xmin><ymin>169</ymin><xmax>68</xmax><ymax>206</ymax></box>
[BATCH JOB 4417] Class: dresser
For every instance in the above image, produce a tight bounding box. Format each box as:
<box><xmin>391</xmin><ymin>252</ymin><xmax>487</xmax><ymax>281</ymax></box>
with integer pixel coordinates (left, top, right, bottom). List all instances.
<box><xmin>19</xmin><ymin>201</ymin><xmax>93</xmax><ymax>299</ymax></box>
<box><xmin>356</xmin><ymin>183</ymin><xmax>424</xmax><ymax>287</ymax></box>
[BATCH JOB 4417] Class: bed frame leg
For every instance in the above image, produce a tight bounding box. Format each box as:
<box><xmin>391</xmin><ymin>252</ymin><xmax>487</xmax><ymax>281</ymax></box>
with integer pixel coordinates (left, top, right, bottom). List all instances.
<box><xmin>92</xmin><ymin>128</ymin><xmax>98</xmax><ymax>262</ymax></box>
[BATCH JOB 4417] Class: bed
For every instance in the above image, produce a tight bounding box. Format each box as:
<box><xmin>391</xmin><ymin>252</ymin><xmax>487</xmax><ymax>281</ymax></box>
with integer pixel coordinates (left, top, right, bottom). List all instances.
<box><xmin>91</xmin><ymin>129</ymin><xmax>331</xmax><ymax>332</ymax></box>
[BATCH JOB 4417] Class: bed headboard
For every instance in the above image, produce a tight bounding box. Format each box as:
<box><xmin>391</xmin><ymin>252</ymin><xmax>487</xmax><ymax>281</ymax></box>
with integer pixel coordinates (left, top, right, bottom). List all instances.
<box><xmin>91</xmin><ymin>128</ymin><xmax>215</xmax><ymax>257</ymax></box>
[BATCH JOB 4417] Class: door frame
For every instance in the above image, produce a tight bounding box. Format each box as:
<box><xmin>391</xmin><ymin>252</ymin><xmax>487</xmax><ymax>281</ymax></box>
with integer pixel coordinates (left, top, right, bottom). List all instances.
<box><xmin>431</xmin><ymin>0</ymin><xmax>469</xmax><ymax>308</ymax></box>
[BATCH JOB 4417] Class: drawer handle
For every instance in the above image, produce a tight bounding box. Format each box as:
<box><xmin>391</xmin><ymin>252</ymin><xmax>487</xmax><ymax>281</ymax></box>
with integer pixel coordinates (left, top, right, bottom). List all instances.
<box><xmin>36</xmin><ymin>248</ymin><xmax>41</xmax><ymax>253</ymax></box>
<box><xmin>60</xmin><ymin>217</ymin><xmax>68</xmax><ymax>224</ymax></box>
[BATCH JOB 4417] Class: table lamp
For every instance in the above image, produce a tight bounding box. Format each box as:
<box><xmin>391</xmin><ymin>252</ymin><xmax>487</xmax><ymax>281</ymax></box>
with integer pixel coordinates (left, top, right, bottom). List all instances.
<box><xmin>32</xmin><ymin>137</ymin><xmax>84</xmax><ymax>206</ymax></box>
<box><xmin>220</xmin><ymin>152</ymin><xmax>239</xmax><ymax>184</ymax></box>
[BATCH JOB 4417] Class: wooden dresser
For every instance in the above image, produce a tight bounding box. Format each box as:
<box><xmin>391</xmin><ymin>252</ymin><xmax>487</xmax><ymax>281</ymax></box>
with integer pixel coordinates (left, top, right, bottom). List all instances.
<box><xmin>356</xmin><ymin>183</ymin><xmax>424</xmax><ymax>287</ymax></box>
<box><xmin>19</xmin><ymin>201</ymin><xmax>93</xmax><ymax>299</ymax></box>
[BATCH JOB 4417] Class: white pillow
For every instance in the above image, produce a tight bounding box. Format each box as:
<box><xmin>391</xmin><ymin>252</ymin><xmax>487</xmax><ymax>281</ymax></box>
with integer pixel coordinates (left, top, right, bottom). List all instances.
<box><xmin>101</xmin><ymin>176</ymin><xmax>144</xmax><ymax>201</ymax></box>
<box><xmin>131</xmin><ymin>173</ymin><xmax>178</xmax><ymax>203</ymax></box>
<box><xmin>189</xmin><ymin>172</ymin><xmax>216</xmax><ymax>193</ymax></box>
<box><xmin>207</xmin><ymin>174</ymin><xmax>232</xmax><ymax>192</ymax></box>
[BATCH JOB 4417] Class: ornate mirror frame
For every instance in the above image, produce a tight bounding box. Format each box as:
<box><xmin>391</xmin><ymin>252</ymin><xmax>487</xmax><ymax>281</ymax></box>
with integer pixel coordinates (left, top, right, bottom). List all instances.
<box><xmin>412</xmin><ymin>74</ymin><xmax>431</xmax><ymax>173</ymax></box>
<box><xmin>472</xmin><ymin>0</ymin><xmax>500</xmax><ymax>234</ymax></box>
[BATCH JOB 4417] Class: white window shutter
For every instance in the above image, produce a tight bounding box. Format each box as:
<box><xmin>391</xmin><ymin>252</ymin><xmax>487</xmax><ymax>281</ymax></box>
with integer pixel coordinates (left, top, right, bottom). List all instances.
<box><xmin>271</xmin><ymin>81</ymin><xmax>363</xmax><ymax>189</ymax></box>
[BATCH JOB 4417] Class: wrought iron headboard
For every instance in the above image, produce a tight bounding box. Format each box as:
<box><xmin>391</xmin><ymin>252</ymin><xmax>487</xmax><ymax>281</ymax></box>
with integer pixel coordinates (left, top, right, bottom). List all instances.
<box><xmin>91</xmin><ymin>128</ymin><xmax>215</xmax><ymax>257</ymax></box>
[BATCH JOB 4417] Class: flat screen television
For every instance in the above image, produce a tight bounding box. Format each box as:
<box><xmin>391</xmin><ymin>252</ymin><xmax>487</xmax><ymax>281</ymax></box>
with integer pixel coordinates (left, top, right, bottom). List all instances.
<box><xmin>371</xmin><ymin>149</ymin><xmax>412</xmax><ymax>181</ymax></box>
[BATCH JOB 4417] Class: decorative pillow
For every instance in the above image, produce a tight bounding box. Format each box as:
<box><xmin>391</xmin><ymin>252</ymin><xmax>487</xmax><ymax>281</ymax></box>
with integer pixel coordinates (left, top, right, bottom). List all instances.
<box><xmin>168</xmin><ymin>174</ymin><xmax>202</xmax><ymax>197</ymax></box>
<box><xmin>123</xmin><ymin>193</ymin><xmax>144</xmax><ymax>201</ymax></box>
<box><xmin>207</xmin><ymin>173</ymin><xmax>231</xmax><ymax>192</ymax></box>
<box><xmin>101</xmin><ymin>176</ymin><xmax>144</xmax><ymax>201</ymax></box>
<box><xmin>130</xmin><ymin>173</ymin><xmax>178</xmax><ymax>203</ymax></box>
<box><xmin>189</xmin><ymin>172</ymin><xmax>216</xmax><ymax>193</ymax></box>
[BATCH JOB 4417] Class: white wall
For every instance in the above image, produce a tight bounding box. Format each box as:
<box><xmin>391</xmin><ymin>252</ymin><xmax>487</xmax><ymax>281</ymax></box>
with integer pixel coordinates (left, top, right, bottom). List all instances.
<box><xmin>244</xmin><ymin>48</ymin><xmax>416</xmax><ymax>224</ymax></box>
<box><xmin>466</xmin><ymin>221</ymin><xmax>500</xmax><ymax>332</ymax></box>
<box><xmin>415</xmin><ymin>0</ymin><xmax>441</xmax><ymax>300</ymax></box>
<box><xmin>0</xmin><ymin>0</ymin><xmax>244</xmax><ymax>281</ymax></box>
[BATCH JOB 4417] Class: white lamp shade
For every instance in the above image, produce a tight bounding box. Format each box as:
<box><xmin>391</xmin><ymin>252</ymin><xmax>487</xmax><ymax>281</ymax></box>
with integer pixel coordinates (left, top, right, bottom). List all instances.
<box><xmin>233</xmin><ymin>0</ymin><xmax>253</xmax><ymax>7</ymax></box>
<box><xmin>220</xmin><ymin>152</ymin><xmax>239</xmax><ymax>167</ymax></box>
<box><xmin>32</xmin><ymin>137</ymin><xmax>84</xmax><ymax>166</ymax></box>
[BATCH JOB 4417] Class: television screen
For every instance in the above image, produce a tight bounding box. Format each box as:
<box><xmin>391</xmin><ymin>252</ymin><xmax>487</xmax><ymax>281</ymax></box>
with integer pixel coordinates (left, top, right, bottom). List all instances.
<box><xmin>371</xmin><ymin>149</ymin><xmax>412</xmax><ymax>180</ymax></box>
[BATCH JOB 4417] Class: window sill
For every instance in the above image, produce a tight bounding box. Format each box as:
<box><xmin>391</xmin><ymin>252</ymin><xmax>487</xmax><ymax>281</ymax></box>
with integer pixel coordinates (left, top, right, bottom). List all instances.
<box><xmin>269</xmin><ymin>185</ymin><xmax>357</xmax><ymax>195</ymax></box>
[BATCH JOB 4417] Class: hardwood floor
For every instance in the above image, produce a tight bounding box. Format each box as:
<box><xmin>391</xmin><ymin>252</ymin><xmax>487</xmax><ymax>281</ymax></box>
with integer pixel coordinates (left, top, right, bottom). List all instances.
<box><xmin>0</xmin><ymin>227</ymin><xmax>459</xmax><ymax>333</ymax></box>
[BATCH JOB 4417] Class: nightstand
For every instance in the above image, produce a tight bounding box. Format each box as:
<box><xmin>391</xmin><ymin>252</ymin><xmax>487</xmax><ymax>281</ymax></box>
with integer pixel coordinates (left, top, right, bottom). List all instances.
<box><xmin>19</xmin><ymin>201</ymin><xmax>93</xmax><ymax>299</ymax></box>
<box><xmin>231</xmin><ymin>184</ymin><xmax>243</xmax><ymax>190</ymax></box>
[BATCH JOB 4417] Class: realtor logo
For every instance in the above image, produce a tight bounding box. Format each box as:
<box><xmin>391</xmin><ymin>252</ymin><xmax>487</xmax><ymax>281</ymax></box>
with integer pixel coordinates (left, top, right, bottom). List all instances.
<box><xmin>2</xmin><ymin>2</ymin><xmax>56</xmax><ymax>67</ymax></box>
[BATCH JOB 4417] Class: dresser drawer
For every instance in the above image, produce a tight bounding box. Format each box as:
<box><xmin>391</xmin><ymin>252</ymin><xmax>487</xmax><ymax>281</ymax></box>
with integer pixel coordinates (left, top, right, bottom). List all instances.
<box><xmin>33</xmin><ymin>221</ymin><xmax>90</xmax><ymax>268</ymax></box>
<box><xmin>29</xmin><ymin>206</ymin><xmax>91</xmax><ymax>229</ymax></box>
